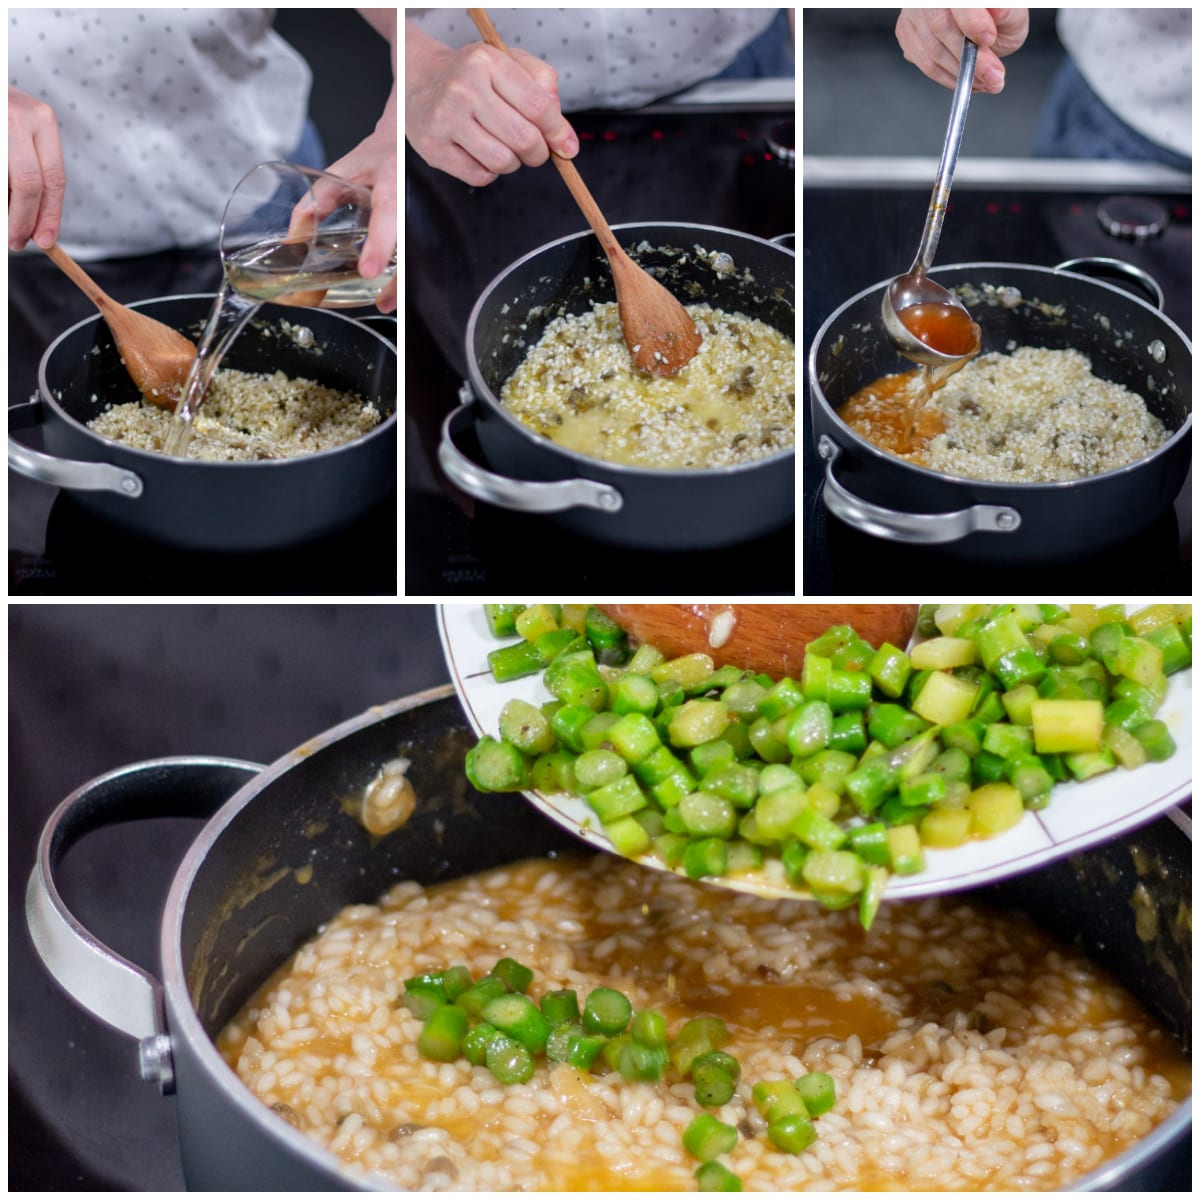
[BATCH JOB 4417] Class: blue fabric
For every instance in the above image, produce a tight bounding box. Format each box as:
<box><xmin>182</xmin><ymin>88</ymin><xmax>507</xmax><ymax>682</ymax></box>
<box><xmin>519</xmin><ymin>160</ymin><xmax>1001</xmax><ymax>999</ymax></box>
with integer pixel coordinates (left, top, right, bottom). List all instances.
<box><xmin>289</xmin><ymin>118</ymin><xmax>328</xmax><ymax>170</ymax></box>
<box><xmin>1032</xmin><ymin>58</ymin><xmax>1190</xmax><ymax>170</ymax></box>
<box><xmin>713</xmin><ymin>9</ymin><xmax>794</xmax><ymax>80</ymax></box>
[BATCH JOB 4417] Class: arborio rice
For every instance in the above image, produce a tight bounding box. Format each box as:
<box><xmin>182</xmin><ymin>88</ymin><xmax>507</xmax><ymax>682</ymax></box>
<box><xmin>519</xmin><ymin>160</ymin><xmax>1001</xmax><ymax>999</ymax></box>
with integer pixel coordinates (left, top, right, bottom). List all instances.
<box><xmin>88</xmin><ymin>368</ymin><xmax>381</xmax><ymax>461</ymax></box>
<box><xmin>924</xmin><ymin>347</ymin><xmax>1170</xmax><ymax>481</ymax></box>
<box><xmin>499</xmin><ymin>301</ymin><xmax>795</xmax><ymax>470</ymax></box>
<box><xmin>218</xmin><ymin>855</ymin><xmax>1187</xmax><ymax>1191</ymax></box>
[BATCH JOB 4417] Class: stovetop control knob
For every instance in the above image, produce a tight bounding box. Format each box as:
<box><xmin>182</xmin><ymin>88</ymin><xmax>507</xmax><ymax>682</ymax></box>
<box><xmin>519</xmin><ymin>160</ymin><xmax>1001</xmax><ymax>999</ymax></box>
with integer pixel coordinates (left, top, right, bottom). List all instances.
<box><xmin>1097</xmin><ymin>195</ymin><xmax>1169</xmax><ymax>243</ymax></box>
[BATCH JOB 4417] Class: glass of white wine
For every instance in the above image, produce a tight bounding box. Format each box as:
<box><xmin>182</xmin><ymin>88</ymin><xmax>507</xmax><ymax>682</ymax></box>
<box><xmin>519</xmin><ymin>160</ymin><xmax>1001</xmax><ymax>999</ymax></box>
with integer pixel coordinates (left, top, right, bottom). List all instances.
<box><xmin>219</xmin><ymin>161</ymin><xmax>396</xmax><ymax>309</ymax></box>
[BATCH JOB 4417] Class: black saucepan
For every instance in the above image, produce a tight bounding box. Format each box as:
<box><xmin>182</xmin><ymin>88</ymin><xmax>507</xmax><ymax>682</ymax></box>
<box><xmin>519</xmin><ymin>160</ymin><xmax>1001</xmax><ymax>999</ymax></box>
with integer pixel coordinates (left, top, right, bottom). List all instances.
<box><xmin>8</xmin><ymin>296</ymin><xmax>396</xmax><ymax>551</ymax></box>
<box><xmin>809</xmin><ymin>260</ymin><xmax>1191</xmax><ymax>561</ymax></box>
<box><xmin>439</xmin><ymin>222</ymin><xmax>796</xmax><ymax>549</ymax></box>
<box><xmin>27</xmin><ymin>686</ymin><xmax>1190</xmax><ymax>1190</ymax></box>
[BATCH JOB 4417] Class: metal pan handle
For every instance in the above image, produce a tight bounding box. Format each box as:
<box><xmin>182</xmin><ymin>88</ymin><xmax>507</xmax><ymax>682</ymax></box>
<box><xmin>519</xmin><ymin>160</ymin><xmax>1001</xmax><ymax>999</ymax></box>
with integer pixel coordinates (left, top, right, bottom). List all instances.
<box><xmin>818</xmin><ymin>436</ymin><xmax>1021</xmax><ymax>544</ymax></box>
<box><xmin>9</xmin><ymin>435</ymin><xmax>145</xmax><ymax>497</ymax></box>
<box><xmin>9</xmin><ymin>397</ymin><xmax>144</xmax><ymax>496</ymax></box>
<box><xmin>1055</xmin><ymin>257</ymin><xmax>1165</xmax><ymax>311</ymax></box>
<box><xmin>438</xmin><ymin>385</ymin><xmax>624</xmax><ymax>514</ymax></box>
<box><xmin>26</xmin><ymin>757</ymin><xmax>262</xmax><ymax>1089</ymax></box>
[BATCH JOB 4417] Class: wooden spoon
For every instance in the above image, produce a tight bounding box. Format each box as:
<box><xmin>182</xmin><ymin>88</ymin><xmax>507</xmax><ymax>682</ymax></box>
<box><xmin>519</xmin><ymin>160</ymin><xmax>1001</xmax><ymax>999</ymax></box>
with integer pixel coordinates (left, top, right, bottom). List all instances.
<box><xmin>598</xmin><ymin>604</ymin><xmax>921</xmax><ymax>679</ymax></box>
<box><xmin>42</xmin><ymin>243</ymin><xmax>197</xmax><ymax>411</ymax></box>
<box><xmin>467</xmin><ymin>8</ymin><xmax>702</xmax><ymax>377</ymax></box>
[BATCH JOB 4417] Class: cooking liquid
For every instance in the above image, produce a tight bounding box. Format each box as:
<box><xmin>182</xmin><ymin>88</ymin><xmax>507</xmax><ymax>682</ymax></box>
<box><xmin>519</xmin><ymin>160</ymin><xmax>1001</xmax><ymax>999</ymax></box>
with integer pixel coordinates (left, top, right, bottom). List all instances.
<box><xmin>163</xmin><ymin>229</ymin><xmax>395</xmax><ymax>457</ymax></box>
<box><xmin>223</xmin><ymin>230</ymin><xmax>396</xmax><ymax>309</ymax></box>
<box><xmin>162</xmin><ymin>282</ymin><xmax>261</xmax><ymax>458</ymax></box>
<box><xmin>898</xmin><ymin>301</ymin><xmax>981</xmax><ymax>358</ymax></box>
<box><xmin>839</xmin><ymin>367</ymin><xmax>948</xmax><ymax>460</ymax></box>
<box><xmin>892</xmin><ymin>301</ymin><xmax>981</xmax><ymax>450</ymax></box>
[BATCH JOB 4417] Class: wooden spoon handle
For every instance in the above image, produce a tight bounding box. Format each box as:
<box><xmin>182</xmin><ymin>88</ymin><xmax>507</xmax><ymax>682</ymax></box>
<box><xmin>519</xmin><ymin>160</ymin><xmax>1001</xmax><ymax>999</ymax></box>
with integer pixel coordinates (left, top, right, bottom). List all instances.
<box><xmin>466</xmin><ymin>8</ymin><xmax>623</xmax><ymax>261</ymax></box>
<box><xmin>42</xmin><ymin>242</ymin><xmax>115</xmax><ymax>311</ymax></box>
<box><xmin>598</xmin><ymin>604</ymin><xmax>921</xmax><ymax>680</ymax></box>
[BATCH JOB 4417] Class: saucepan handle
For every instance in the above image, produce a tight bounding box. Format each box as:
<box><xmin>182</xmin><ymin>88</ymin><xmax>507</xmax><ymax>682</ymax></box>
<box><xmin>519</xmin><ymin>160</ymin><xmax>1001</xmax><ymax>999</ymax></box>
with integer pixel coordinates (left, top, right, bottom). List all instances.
<box><xmin>9</xmin><ymin>399</ymin><xmax>144</xmax><ymax>497</ymax></box>
<box><xmin>818</xmin><ymin>436</ymin><xmax>1022</xmax><ymax>544</ymax></box>
<box><xmin>1055</xmin><ymin>257</ymin><xmax>1165</xmax><ymax>311</ymax></box>
<box><xmin>26</xmin><ymin>757</ymin><xmax>262</xmax><ymax>1079</ymax></box>
<box><xmin>438</xmin><ymin>385</ymin><xmax>624</xmax><ymax>514</ymax></box>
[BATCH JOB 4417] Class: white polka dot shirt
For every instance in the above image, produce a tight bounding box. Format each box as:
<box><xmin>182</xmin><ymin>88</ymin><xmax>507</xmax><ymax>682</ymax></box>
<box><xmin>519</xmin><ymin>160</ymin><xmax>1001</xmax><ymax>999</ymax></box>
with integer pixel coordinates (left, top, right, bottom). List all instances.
<box><xmin>1058</xmin><ymin>8</ymin><xmax>1191</xmax><ymax>158</ymax></box>
<box><xmin>407</xmin><ymin>8</ymin><xmax>781</xmax><ymax>111</ymax></box>
<box><xmin>9</xmin><ymin>8</ymin><xmax>312</xmax><ymax>258</ymax></box>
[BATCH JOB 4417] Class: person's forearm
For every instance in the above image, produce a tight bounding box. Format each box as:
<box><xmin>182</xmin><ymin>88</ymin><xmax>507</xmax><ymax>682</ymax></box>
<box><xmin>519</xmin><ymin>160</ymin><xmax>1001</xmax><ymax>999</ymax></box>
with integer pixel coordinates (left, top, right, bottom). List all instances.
<box><xmin>358</xmin><ymin>8</ymin><xmax>398</xmax><ymax>68</ymax></box>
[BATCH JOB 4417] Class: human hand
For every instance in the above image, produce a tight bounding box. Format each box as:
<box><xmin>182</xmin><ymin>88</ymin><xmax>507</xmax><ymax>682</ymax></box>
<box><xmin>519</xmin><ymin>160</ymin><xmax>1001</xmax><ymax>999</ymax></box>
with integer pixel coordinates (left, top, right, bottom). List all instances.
<box><xmin>325</xmin><ymin>99</ymin><xmax>398</xmax><ymax>313</ymax></box>
<box><xmin>8</xmin><ymin>86</ymin><xmax>67</xmax><ymax>251</ymax></box>
<box><xmin>895</xmin><ymin>9</ymin><xmax>1029</xmax><ymax>94</ymax></box>
<box><xmin>405</xmin><ymin>23</ymin><xmax>578</xmax><ymax>188</ymax></box>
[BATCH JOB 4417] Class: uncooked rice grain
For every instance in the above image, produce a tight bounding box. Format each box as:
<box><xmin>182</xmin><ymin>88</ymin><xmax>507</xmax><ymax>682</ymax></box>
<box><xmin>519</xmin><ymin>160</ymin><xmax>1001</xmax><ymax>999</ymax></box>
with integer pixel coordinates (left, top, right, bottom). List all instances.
<box><xmin>88</xmin><ymin>367</ymin><xmax>381</xmax><ymax>461</ymax></box>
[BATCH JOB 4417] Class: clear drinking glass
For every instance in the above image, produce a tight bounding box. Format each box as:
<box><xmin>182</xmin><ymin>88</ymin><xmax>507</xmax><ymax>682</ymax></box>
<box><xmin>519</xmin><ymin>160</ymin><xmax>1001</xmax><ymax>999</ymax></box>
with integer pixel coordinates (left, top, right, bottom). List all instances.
<box><xmin>219</xmin><ymin>161</ymin><xmax>396</xmax><ymax>309</ymax></box>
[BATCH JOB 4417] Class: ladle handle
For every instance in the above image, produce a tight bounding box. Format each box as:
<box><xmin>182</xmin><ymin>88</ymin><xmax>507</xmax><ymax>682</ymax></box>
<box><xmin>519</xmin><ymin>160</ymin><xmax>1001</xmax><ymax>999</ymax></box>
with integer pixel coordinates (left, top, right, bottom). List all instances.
<box><xmin>42</xmin><ymin>242</ymin><xmax>115</xmax><ymax>311</ymax></box>
<box><xmin>914</xmin><ymin>38</ymin><xmax>977</xmax><ymax>273</ymax></box>
<box><xmin>467</xmin><ymin>8</ymin><xmax>624</xmax><ymax>262</ymax></box>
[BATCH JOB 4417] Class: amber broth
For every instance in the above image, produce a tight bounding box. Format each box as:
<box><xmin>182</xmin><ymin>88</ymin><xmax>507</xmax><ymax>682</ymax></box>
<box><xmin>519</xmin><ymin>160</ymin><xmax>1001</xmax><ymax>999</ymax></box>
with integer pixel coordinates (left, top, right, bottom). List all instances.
<box><xmin>839</xmin><ymin>367</ymin><xmax>948</xmax><ymax>460</ymax></box>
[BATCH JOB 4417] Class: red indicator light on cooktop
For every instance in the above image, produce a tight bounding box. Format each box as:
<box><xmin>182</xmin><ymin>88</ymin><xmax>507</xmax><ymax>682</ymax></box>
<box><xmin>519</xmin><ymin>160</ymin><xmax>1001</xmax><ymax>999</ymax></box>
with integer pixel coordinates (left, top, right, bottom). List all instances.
<box><xmin>1009</xmin><ymin>202</ymin><xmax>1023</xmax><ymax>214</ymax></box>
<box><xmin>650</xmin><ymin>129</ymin><xmax>664</xmax><ymax>140</ymax></box>
<box><xmin>1172</xmin><ymin>204</ymin><xmax>1189</xmax><ymax>220</ymax></box>
<box><xmin>602</xmin><ymin>130</ymin><xmax>617</xmax><ymax>142</ymax></box>
<box><xmin>986</xmin><ymin>201</ymin><xmax>1000</xmax><ymax>215</ymax></box>
<box><xmin>579</xmin><ymin>130</ymin><xmax>595</xmax><ymax>141</ymax></box>
<box><xmin>1070</xmin><ymin>203</ymin><xmax>1084</xmax><ymax>216</ymax></box>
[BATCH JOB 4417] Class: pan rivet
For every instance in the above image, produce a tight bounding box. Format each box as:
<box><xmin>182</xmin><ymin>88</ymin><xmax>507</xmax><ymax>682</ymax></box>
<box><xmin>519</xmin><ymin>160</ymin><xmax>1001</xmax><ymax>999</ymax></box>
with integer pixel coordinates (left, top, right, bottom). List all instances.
<box><xmin>1148</xmin><ymin>340</ymin><xmax>1167</xmax><ymax>364</ymax></box>
<box><xmin>996</xmin><ymin>511</ymin><xmax>1018</xmax><ymax>531</ymax></box>
<box><xmin>138</xmin><ymin>1033</ymin><xmax>176</xmax><ymax>1094</ymax></box>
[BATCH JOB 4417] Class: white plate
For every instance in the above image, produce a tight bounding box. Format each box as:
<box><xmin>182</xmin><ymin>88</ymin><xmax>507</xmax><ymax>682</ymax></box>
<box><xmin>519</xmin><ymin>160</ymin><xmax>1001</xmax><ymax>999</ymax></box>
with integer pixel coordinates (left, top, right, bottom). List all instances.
<box><xmin>438</xmin><ymin>604</ymin><xmax>1192</xmax><ymax>901</ymax></box>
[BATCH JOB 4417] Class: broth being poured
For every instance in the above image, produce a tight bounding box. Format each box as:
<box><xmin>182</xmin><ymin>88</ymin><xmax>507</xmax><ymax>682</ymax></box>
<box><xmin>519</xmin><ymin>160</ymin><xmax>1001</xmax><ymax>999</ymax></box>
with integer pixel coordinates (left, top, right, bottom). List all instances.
<box><xmin>885</xmin><ymin>299</ymin><xmax>981</xmax><ymax>451</ymax></box>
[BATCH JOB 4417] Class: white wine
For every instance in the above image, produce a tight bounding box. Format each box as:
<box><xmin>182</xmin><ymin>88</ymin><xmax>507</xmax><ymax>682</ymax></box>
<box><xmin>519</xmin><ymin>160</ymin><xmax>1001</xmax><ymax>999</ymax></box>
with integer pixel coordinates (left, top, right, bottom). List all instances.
<box><xmin>223</xmin><ymin>230</ymin><xmax>395</xmax><ymax>308</ymax></box>
<box><xmin>163</xmin><ymin>282</ymin><xmax>261</xmax><ymax>458</ymax></box>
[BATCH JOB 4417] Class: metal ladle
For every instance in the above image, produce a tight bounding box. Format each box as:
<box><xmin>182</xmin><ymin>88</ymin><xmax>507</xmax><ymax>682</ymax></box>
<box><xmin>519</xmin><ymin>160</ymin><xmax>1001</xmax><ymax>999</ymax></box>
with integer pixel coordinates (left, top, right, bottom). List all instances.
<box><xmin>883</xmin><ymin>38</ymin><xmax>981</xmax><ymax>366</ymax></box>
